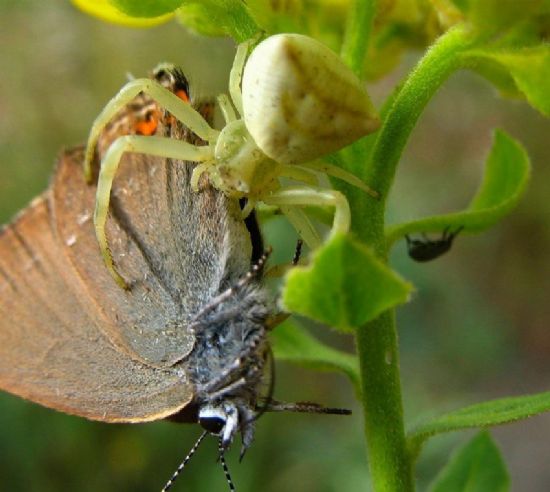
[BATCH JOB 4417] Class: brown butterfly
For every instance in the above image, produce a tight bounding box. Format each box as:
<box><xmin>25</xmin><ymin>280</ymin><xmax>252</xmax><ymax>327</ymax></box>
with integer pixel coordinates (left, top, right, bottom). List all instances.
<box><xmin>0</xmin><ymin>66</ymin><xmax>349</xmax><ymax>490</ymax></box>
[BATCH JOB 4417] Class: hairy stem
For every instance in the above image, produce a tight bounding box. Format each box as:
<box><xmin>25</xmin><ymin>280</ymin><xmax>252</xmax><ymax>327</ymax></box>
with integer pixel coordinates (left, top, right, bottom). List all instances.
<box><xmin>366</xmin><ymin>25</ymin><xmax>472</xmax><ymax>202</ymax></box>
<box><xmin>338</xmin><ymin>24</ymin><xmax>474</xmax><ymax>492</ymax></box>
<box><xmin>341</xmin><ymin>0</ymin><xmax>378</xmax><ymax>78</ymax></box>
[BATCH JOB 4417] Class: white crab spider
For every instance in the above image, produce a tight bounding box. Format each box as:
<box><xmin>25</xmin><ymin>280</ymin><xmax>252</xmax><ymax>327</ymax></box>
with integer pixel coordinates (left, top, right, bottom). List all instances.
<box><xmin>84</xmin><ymin>33</ymin><xmax>380</xmax><ymax>288</ymax></box>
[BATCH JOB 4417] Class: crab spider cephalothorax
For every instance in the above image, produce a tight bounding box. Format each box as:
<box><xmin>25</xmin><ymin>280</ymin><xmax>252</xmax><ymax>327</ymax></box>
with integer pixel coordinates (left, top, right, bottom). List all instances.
<box><xmin>84</xmin><ymin>33</ymin><xmax>381</xmax><ymax>289</ymax></box>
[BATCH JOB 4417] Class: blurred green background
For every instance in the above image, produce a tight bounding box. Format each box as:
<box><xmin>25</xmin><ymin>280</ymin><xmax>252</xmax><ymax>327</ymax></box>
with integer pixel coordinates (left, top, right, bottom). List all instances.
<box><xmin>0</xmin><ymin>1</ymin><xmax>549</xmax><ymax>491</ymax></box>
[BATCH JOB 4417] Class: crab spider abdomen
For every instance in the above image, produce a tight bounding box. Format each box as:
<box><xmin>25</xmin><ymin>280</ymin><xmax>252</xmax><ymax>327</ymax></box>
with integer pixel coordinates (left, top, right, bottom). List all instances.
<box><xmin>242</xmin><ymin>33</ymin><xmax>380</xmax><ymax>165</ymax></box>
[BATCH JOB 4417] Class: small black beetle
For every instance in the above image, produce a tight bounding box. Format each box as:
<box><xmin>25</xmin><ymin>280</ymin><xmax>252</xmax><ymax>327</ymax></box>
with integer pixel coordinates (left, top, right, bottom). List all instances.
<box><xmin>405</xmin><ymin>226</ymin><xmax>464</xmax><ymax>262</ymax></box>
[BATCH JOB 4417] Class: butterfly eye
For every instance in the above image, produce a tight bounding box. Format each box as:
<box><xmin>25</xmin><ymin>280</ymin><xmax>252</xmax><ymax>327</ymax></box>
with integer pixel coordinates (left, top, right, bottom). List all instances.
<box><xmin>199</xmin><ymin>415</ymin><xmax>226</xmax><ymax>435</ymax></box>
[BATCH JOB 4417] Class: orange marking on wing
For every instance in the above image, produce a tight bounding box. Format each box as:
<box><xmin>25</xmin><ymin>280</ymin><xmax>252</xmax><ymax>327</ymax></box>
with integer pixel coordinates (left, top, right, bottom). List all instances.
<box><xmin>135</xmin><ymin>115</ymin><xmax>159</xmax><ymax>136</ymax></box>
<box><xmin>175</xmin><ymin>89</ymin><xmax>190</xmax><ymax>103</ymax></box>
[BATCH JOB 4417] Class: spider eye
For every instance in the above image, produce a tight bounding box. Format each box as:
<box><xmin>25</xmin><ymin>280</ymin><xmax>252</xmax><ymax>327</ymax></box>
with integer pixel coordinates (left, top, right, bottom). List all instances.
<box><xmin>199</xmin><ymin>416</ymin><xmax>226</xmax><ymax>435</ymax></box>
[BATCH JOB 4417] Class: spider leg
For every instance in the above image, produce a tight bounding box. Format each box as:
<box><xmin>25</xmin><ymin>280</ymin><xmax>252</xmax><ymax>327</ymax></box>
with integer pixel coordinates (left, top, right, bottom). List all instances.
<box><xmin>279</xmin><ymin>205</ymin><xmax>321</xmax><ymax>250</ymax></box>
<box><xmin>264</xmin><ymin>186</ymin><xmax>350</xmax><ymax>245</ymax></box>
<box><xmin>279</xmin><ymin>165</ymin><xmax>319</xmax><ymax>186</ymax></box>
<box><xmin>190</xmin><ymin>162</ymin><xmax>215</xmax><ymax>192</ymax></box>
<box><xmin>95</xmin><ymin>134</ymin><xmax>212</xmax><ymax>288</ymax></box>
<box><xmin>240</xmin><ymin>198</ymin><xmax>257</xmax><ymax>219</ymax></box>
<box><xmin>300</xmin><ymin>160</ymin><xmax>379</xmax><ymax>198</ymax></box>
<box><xmin>84</xmin><ymin>78</ymin><xmax>219</xmax><ymax>182</ymax></box>
<box><xmin>229</xmin><ymin>40</ymin><xmax>253</xmax><ymax>117</ymax></box>
<box><xmin>217</xmin><ymin>94</ymin><xmax>237</xmax><ymax>124</ymax></box>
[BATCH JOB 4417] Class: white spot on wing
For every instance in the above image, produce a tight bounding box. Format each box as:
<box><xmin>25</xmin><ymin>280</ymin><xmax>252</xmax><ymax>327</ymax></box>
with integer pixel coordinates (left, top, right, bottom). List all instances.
<box><xmin>76</xmin><ymin>210</ymin><xmax>91</xmax><ymax>226</ymax></box>
<box><xmin>66</xmin><ymin>234</ymin><xmax>77</xmax><ymax>247</ymax></box>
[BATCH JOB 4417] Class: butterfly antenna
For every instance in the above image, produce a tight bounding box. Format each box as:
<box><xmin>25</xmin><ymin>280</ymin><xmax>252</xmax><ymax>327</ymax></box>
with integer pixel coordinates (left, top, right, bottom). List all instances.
<box><xmin>161</xmin><ymin>431</ymin><xmax>208</xmax><ymax>492</ymax></box>
<box><xmin>261</xmin><ymin>400</ymin><xmax>352</xmax><ymax>415</ymax></box>
<box><xmin>218</xmin><ymin>439</ymin><xmax>236</xmax><ymax>492</ymax></box>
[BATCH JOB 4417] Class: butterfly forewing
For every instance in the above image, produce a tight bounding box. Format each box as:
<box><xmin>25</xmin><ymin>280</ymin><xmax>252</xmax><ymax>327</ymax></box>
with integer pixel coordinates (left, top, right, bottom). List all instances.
<box><xmin>0</xmin><ymin>92</ymin><xmax>254</xmax><ymax>421</ymax></box>
<box><xmin>0</xmin><ymin>166</ymin><xmax>193</xmax><ymax>422</ymax></box>
<box><xmin>51</xmin><ymin>101</ymin><xmax>252</xmax><ymax>368</ymax></box>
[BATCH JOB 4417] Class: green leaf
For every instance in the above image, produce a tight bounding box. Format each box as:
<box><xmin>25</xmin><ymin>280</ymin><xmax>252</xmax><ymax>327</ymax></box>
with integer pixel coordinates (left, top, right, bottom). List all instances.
<box><xmin>466</xmin><ymin>0</ymin><xmax>542</xmax><ymax>37</ymax></box>
<box><xmin>408</xmin><ymin>391</ymin><xmax>550</xmax><ymax>455</ymax></box>
<box><xmin>246</xmin><ymin>0</ymin><xmax>349</xmax><ymax>51</ymax></box>
<box><xmin>464</xmin><ymin>46</ymin><xmax>550</xmax><ymax>116</ymax></box>
<box><xmin>270</xmin><ymin>320</ymin><xmax>360</xmax><ymax>392</ymax></box>
<box><xmin>72</xmin><ymin>0</ymin><xmax>175</xmax><ymax>27</ymax></box>
<box><xmin>466</xmin><ymin>56</ymin><xmax>523</xmax><ymax>99</ymax></box>
<box><xmin>108</xmin><ymin>0</ymin><xmax>184</xmax><ymax>17</ymax></box>
<box><xmin>428</xmin><ymin>431</ymin><xmax>510</xmax><ymax>492</ymax></box>
<box><xmin>282</xmin><ymin>234</ymin><xmax>412</xmax><ymax>332</ymax></box>
<box><xmin>386</xmin><ymin>129</ymin><xmax>530</xmax><ymax>246</ymax></box>
<box><xmin>175</xmin><ymin>0</ymin><xmax>259</xmax><ymax>41</ymax></box>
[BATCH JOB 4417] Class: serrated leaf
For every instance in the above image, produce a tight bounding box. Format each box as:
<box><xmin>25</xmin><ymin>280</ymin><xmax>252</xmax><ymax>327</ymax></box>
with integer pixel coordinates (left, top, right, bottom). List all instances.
<box><xmin>175</xmin><ymin>0</ymin><xmax>259</xmax><ymax>41</ymax></box>
<box><xmin>464</xmin><ymin>46</ymin><xmax>550</xmax><ymax>116</ymax></box>
<box><xmin>108</xmin><ymin>0</ymin><xmax>184</xmax><ymax>17</ymax></box>
<box><xmin>270</xmin><ymin>320</ymin><xmax>360</xmax><ymax>392</ymax></box>
<box><xmin>282</xmin><ymin>234</ymin><xmax>412</xmax><ymax>332</ymax></box>
<box><xmin>408</xmin><ymin>391</ymin><xmax>550</xmax><ymax>454</ymax></box>
<box><xmin>72</xmin><ymin>0</ymin><xmax>175</xmax><ymax>27</ymax></box>
<box><xmin>386</xmin><ymin>129</ymin><xmax>530</xmax><ymax>246</ymax></box>
<box><xmin>428</xmin><ymin>431</ymin><xmax>510</xmax><ymax>492</ymax></box>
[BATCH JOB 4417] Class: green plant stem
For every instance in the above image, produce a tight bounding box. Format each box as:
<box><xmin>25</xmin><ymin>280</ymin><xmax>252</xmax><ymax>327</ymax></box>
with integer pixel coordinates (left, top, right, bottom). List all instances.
<box><xmin>366</xmin><ymin>25</ymin><xmax>472</xmax><ymax>203</ymax></box>
<box><xmin>338</xmin><ymin>24</ymin><xmax>474</xmax><ymax>492</ymax></box>
<box><xmin>341</xmin><ymin>0</ymin><xmax>377</xmax><ymax>78</ymax></box>
<box><xmin>357</xmin><ymin>309</ymin><xmax>413</xmax><ymax>491</ymax></box>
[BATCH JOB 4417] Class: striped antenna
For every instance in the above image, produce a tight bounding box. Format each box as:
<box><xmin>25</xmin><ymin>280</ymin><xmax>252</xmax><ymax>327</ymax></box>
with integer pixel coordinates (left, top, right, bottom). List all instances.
<box><xmin>161</xmin><ymin>431</ymin><xmax>208</xmax><ymax>492</ymax></box>
<box><xmin>218</xmin><ymin>439</ymin><xmax>236</xmax><ymax>492</ymax></box>
<box><xmin>261</xmin><ymin>400</ymin><xmax>352</xmax><ymax>415</ymax></box>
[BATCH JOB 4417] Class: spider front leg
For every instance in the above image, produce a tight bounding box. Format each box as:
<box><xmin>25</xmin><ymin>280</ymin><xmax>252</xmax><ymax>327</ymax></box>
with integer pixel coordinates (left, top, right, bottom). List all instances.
<box><xmin>279</xmin><ymin>206</ymin><xmax>321</xmax><ymax>250</ymax></box>
<box><xmin>83</xmin><ymin>77</ymin><xmax>219</xmax><ymax>182</ymax></box>
<box><xmin>95</xmin><ymin>134</ymin><xmax>212</xmax><ymax>288</ymax></box>
<box><xmin>217</xmin><ymin>94</ymin><xmax>237</xmax><ymax>123</ymax></box>
<box><xmin>228</xmin><ymin>39</ymin><xmax>253</xmax><ymax>117</ymax></box>
<box><xmin>263</xmin><ymin>186</ymin><xmax>351</xmax><ymax>249</ymax></box>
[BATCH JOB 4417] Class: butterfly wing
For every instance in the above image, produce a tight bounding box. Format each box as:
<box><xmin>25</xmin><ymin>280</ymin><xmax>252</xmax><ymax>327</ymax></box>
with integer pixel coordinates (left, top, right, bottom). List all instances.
<box><xmin>0</xmin><ymin>155</ymin><xmax>193</xmax><ymax>421</ymax></box>
<box><xmin>52</xmin><ymin>137</ymin><xmax>252</xmax><ymax>368</ymax></box>
<box><xmin>0</xmin><ymin>100</ymin><xmax>254</xmax><ymax>420</ymax></box>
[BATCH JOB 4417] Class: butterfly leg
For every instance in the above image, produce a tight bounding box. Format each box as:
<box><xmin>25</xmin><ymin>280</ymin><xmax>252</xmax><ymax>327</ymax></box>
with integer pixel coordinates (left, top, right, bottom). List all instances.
<box><xmin>265</xmin><ymin>239</ymin><xmax>304</xmax><ymax>278</ymax></box>
<box><xmin>84</xmin><ymin>78</ymin><xmax>219</xmax><ymax>182</ymax></box>
<box><xmin>95</xmin><ymin>134</ymin><xmax>212</xmax><ymax>288</ymax></box>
